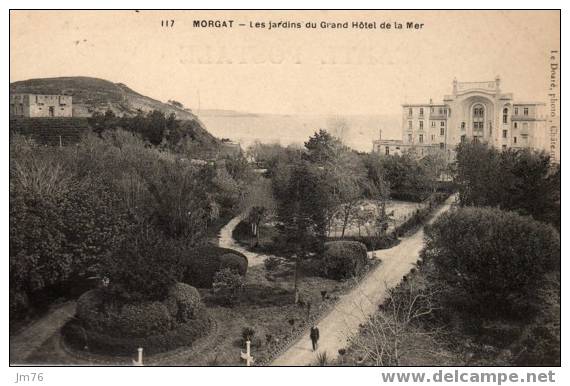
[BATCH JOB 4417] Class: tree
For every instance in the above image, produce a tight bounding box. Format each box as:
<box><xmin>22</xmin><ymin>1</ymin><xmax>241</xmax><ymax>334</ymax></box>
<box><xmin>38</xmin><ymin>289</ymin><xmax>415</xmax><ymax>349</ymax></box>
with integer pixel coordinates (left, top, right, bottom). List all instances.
<box><xmin>273</xmin><ymin>160</ymin><xmax>331</xmax><ymax>302</ymax></box>
<box><xmin>347</xmin><ymin>281</ymin><xmax>441</xmax><ymax>366</ymax></box>
<box><xmin>100</xmin><ymin>224</ymin><xmax>184</xmax><ymax>302</ymax></box>
<box><xmin>247</xmin><ymin>206</ymin><xmax>266</xmax><ymax>247</ymax></box>
<box><xmin>455</xmin><ymin>142</ymin><xmax>560</xmax><ymax>230</ymax></box>
<box><xmin>304</xmin><ymin>129</ymin><xmax>344</xmax><ymax>165</ymax></box>
<box><xmin>144</xmin><ymin>159</ymin><xmax>212</xmax><ymax>245</ymax></box>
<box><xmin>382</xmin><ymin>153</ymin><xmax>432</xmax><ymax>202</ymax></box>
<box><xmin>10</xmin><ymin>146</ymin><xmax>133</xmax><ymax>318</ymax></box>
<box><xmin>423</xmin><ymin>207</ymin><xmax>560</xmax><ymax>317</ymax></box>
<box><xmin>212</xmin><ymin>268</ymin><xmax>245</xmax><ymax>306</ymax></box>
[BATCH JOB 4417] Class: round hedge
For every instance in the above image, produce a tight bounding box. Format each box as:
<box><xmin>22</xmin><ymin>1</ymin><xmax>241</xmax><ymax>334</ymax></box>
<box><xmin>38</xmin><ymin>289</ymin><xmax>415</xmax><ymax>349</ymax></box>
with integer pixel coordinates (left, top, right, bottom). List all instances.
<box><xmin>182</xmin><ymin>246</ymin><xmax>248</xmax><ymax>288</ymax></box>
<box><xmin>76</xmin><ymin>289</ymin><xmax>173</xmax><ymax>337</ymax></box>
<box><xmin>66</xmin><ymin>283</ymin><xmax>209</xmax><ymax>355</ymax></box>
<box><xmin>165</xmin><ymin>283</ymin><xmax>204</xmax><ymax>322</ymax></box>
<box><xmin>322</xmin><ymin>241</ymin><xmax>368</xmax><ymax>280</ymax></box>
<box><xmin>220</xmin><ymin>253</ymin><xmax>248</xmax><ymax>276</ymax></box>
<box><xmin>63</xmin><ymin>310</ymin><xmax>210</xmax><ymax>356</ymax></box>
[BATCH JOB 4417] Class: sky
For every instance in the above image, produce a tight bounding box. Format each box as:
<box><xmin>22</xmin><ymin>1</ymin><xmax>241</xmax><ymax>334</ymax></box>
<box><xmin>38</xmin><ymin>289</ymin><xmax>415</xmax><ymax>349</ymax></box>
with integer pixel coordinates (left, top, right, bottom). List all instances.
<box><xmin>10</xmin><ymin>10</ymin><xmax>560</xmax><ymax>115</ymax></box>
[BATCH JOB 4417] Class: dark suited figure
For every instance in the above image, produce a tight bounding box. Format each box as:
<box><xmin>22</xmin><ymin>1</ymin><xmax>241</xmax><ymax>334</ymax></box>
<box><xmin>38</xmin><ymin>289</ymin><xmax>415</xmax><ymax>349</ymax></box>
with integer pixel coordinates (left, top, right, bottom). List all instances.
<box><xmin>310</xmin><ymin>325</ymin><xmax>320</xmax><ymax>351</ymax></box>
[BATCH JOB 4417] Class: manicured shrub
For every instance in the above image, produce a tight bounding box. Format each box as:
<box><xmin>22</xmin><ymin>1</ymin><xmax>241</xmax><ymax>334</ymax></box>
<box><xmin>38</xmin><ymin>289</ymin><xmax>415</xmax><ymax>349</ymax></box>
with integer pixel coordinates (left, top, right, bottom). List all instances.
<box><xmin>63</xmin><ymin>310</ymin><xmax>210</xmax><ymax>355</ymax></box>
<box><xmin>76</xmin><ymin>289</ymin><xmax>173</xmax><ymax>337</ymax></box>
<box><xmin>219</xmin><ymin>253</ymin><xmax>248</xmax><ymax>276</ymax></box>
<box><xmin>322</xmin><ymin>241</ymin><xmax>368</xmax><ymax>280</ymax></box>
<box><xmin>326</xmin><ymin>234</ymin><xmax>398</xmax><ymax>251</ymax></box>
<box><xmin>212</xmin><ymin>268</ymin><xmax>245</xmax><ymax>306</ymax></box>
<box><xmin>166</xmin><ymin>283</ymin><xmax>204</xmax><ymax>322</ymax></box>
<box><xmin>75</xmin><ymin>282</ymin><xmax>205</xmax><ymax>340</ymax></box>
<box><xmin>182</xmin><ymin>246</ymin><xmax>248</xmax><ymax>288</ymax></box>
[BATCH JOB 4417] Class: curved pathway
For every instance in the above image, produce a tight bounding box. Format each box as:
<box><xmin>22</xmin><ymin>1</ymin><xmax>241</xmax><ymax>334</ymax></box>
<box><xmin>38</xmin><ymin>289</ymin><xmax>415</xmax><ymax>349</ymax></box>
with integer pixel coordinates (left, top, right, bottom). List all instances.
<box><xmin>10</xmin><ymin>301</ymin><xmax>76</xmax><ymax>364</ymax></box>
<box><xmin>272</xmin><ymin>196</ymin><xmax>455</xmax><ymax>366</ymax></box>
<box><xmin>218</xmin><ymin>212</ymin><xmax>273</xmax><ymax>267</ymax></box>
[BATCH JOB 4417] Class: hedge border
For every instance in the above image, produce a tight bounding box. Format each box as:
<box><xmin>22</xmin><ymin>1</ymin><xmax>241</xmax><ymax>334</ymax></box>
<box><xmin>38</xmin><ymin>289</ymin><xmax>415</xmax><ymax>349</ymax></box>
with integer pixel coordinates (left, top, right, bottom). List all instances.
<box><xmin>59</xmin><ymin>313</ymin><xmax>217</xmax><ymax>365</ymax></box>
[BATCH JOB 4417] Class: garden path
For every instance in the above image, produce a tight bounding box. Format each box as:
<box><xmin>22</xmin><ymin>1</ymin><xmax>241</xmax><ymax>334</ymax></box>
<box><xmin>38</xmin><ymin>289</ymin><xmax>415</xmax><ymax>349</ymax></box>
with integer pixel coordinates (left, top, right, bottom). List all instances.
<box><xmin>218</xmin><ymin>213</ymin><xmax>273</xmax><ymax>267</ymax></box>
<box><xmin>271</xmin><ymin>195</ymin><xmax>456</xmax><ymax>366</ymax></box>
<box><xmin>10</xmin><ymin>301</ymin><xmax>76</xmax><ymax>364</ymax></box>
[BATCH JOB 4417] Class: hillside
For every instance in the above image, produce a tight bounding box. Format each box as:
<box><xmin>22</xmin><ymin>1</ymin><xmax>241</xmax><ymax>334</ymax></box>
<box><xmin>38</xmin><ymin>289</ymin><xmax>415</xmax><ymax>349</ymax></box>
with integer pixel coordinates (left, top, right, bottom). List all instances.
<box><xmin>10</xmin><ymin>77</ymin><xmax>199</xmax><ymax>120</ymax></box>
<box><xmin>10</xmin><ymin>77</ymin><xmax>220</xmax><ymax>152</ymax></box>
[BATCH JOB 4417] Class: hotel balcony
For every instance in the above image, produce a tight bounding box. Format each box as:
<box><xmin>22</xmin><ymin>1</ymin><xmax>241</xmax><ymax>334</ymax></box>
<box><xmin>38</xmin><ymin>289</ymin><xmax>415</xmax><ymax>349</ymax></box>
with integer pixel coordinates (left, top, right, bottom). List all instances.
<box><xmin>511</xmin><ymin>115</ymin><xmax>537</xmax><ymax>121</ymax></box>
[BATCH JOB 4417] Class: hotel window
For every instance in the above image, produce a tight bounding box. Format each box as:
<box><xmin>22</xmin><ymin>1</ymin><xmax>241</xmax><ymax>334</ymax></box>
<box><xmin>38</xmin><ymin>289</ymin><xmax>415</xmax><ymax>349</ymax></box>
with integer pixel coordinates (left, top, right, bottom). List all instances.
<box><xmin>523</xmin><ymin>122</ymin><xmax>529</xmax><ymax>131</ymax></box>
<box><xmin>385</xmin><ymin>146</ymin><xmax>390</xmax><ymax>155</ymax></box>
<box><xmin>514</xmin><ymin>136</ymin><xmax>517</xmax><ymax>144</ymax></box>
<box><xmin>503</xmin><ymin>129</ymin><xmax>508</xmax><ymax>138</ymax></box>
<box><xmin>514</xmin><ymin>107</ymin><xmax>519</xmax><ymax>115</ymax></box>
<box><xmin>440</xmin><ymin>121</ymin><xmax>445</xmax><ymax>127</ymax></box>
<box><xmin>473</xmin><ymin>104</ymin><xmax>485</xmax><ymax>131</ymax></box>
<box><xmin>408</xmin><ymin>121</ymin><xmax>413</xmax><ymax>130</ymax></box>
<box><xmin>524</xmin><ymin>107</ymin><xmax>529</xmax><ymax>116</ymax></box>
<box><xmin>514</xmin><ymin>122</ymin><xmax>518</xmax><ymax>129</ymax></box>
<box><xmin>419</xmin><ymin>121</ymin><xmax>424</xmax><ymax>130</ymax></box>
<box><xmin>408</xmin><ymin>108</ymin><xmax>413</xmax><ymax>117</ymax></box>
<box><xmin>431</xmin><ymin>134</ymin><xmax>435</xmax><ymax>141</ymax></box>
<box><xmin>439</xmin><ymin>143</ymin><xmax>445</xmax><ymax>149</ymax></box>
<box><xmin>419</xmin><ymin>108</ymin><xmax>424</xmax><ymax>116</ymax></box>
<box><xmin>430</xmin><ymin>107</ymin><xmax>434</xmax><ymax>113</ymax></box>
<box><xmin>408</xmin><ymin>134</ymin><xmax>413</xmax><ymax>142</ymax></box>
<box><xmin>440</xmin><ymin>127</ymin><xmax>445</xmax><ymax>136</ymax></box>
<box><xmin>461</xmin><ymin>135</ymin><xmax>466</xmax><ymax>143</ymax></box>
<box><xmin>431</xmin><ymin>121</ymin><xmax>435</xmax><ymax>128</ymax></box>
<box><xmin>439</xmin><ymin>108</ymin><xmax>443</xmax><ymax>114</ymax></box>
<box><xmin>419</xmin><ymin>134</ymin><xmax>424</xmax><ymax>143</ymax></box>
<box><xmin>461</xmin><ymin>122</ymin><xmax>465</xmax><ymax>130</ymax></box>
<box><xmin>503</xmin><ymin>108</ymin><xmax>508</xmax><ymax>124</ymax></box>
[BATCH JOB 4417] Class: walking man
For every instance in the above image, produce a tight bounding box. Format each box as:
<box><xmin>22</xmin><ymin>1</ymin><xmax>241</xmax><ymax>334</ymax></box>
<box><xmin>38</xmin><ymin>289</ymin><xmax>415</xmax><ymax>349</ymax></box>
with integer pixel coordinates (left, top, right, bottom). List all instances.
<box><xmin>310</xmin><ymin>325</ymin><xmax>320</xmax><ymax>351</ymax></box>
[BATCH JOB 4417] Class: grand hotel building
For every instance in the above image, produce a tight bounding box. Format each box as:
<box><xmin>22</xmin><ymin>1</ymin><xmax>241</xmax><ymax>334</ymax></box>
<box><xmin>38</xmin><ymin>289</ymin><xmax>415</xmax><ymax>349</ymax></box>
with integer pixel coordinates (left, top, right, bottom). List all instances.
<box><xmin>373</xmin><ymin>77</ymin><xmax>557</xmax><ymax>162</ymax></box>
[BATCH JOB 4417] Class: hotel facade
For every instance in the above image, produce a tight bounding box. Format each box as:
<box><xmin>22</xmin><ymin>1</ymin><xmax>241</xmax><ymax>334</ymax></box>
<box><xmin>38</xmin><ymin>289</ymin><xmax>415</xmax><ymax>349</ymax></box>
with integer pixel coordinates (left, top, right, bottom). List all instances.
<box><xmin>373</xmin><ymin>77</ymin><xmax>556</xmax><ymax>162</ymax></box>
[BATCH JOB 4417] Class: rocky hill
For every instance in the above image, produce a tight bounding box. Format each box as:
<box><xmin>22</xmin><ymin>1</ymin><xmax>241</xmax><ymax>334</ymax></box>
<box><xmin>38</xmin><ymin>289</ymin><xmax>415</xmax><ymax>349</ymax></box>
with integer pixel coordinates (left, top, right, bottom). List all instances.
<box><xmin>10</xmin><ymin>76</ymin><xmax>221</xmax><ymax>152</ymax></box>
<box><xmin>10</xmin><ymin>77</ymin><xmax>198</xmax><ymax>119</ymax></box>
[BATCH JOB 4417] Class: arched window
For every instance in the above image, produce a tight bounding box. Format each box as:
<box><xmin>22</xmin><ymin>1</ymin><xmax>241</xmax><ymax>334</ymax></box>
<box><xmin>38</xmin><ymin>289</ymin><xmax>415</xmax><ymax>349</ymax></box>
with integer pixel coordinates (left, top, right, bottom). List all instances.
<box><xmin>503</xmin><ymin>108</ymin><xmax>509</xmax><ymax>124</ymax></box>
<box><xmin>472</xmin><ymin>104</ymin><xmax>485</xmax><ymax>131</ymax></box>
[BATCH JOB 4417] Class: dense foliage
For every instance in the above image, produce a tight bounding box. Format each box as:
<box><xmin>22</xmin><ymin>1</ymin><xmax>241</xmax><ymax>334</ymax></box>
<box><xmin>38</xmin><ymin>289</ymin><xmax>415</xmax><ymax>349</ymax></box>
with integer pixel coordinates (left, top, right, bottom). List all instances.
<box><xmin>381</xmin><ymin>153</ymin><xmax>433</xmax><ymax>201</ymax></box>
<box><xmin>455</xmin><ymin>142</ymin><xmax>560</xmax><ymax>230</ymax></box>
<box><xmin>65</xmin><ymin>283</ymin><xmax>209</xmax><ymax>355</ymax></box>
<box><xmin>182</xmin><ymin>246</ymin><xmax>248</xmax><ymax>288</ymax></box>
<box><xmin>10</xmin><ymin>126</ymin><xmax>252</xmax><ymax>324</ymax></box>
<box><xmin>424</xmin><ymin>207</ymin><xmax>560</xmax><ymax>317</ymax></box>
<box><xmin>322</xmin><ymin>241</ymin><xmax>368</xmax><ymax>280</ymax></box>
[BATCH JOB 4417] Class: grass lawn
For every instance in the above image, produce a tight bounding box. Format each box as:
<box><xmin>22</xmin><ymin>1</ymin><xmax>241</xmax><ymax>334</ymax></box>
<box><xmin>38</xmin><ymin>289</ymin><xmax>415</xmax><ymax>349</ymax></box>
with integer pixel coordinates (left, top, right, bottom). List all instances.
<box><xmin>189</xmin><ymin>263</ymin><xmax>346</xmax><ymax>365</ymax></box>
<box><xmin>328</xmin><ymin>200</ymin><xmax>426</xmax><ymax>238</ymax></box>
